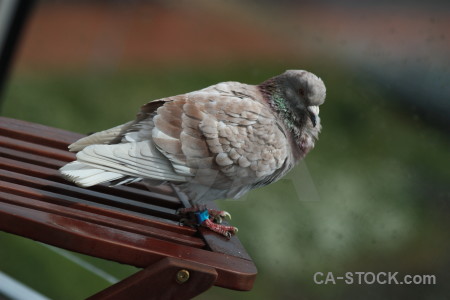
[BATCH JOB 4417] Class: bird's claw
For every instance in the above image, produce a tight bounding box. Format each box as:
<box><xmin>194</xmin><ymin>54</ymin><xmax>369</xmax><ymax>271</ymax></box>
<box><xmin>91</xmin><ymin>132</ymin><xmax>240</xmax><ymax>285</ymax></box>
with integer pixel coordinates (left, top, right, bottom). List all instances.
<box><xmin>209</xmin><ymin>209</ymin><xmax>232</xmax><ymax>224</ymax></box>
<box><xmin>224</xmin><ymin>227</ymin><xmax>239</xmax><ymax>239</ymax></box>
<box><xmin>222</xmin><ymin>211</ymin><xmax>232</xmax><ymax>220</ymax></box>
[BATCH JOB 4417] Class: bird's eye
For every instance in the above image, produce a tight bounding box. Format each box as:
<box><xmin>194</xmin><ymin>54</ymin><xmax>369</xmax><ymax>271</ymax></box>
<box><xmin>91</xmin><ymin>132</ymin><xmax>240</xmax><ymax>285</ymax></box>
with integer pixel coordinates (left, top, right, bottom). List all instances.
<box><xmin>299</xmin><ymin>88</ymin><xmax>305</xmax><ymax>97</ymax></box>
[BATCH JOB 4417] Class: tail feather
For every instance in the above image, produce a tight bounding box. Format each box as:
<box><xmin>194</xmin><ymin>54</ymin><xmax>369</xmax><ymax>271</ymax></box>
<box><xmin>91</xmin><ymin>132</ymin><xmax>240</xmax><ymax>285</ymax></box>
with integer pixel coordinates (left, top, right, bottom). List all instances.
<box><xmin>62</xmin><ymin>118</ymin><xmax>189</xmax><ymax>187</ymax></box>
<box><xmin>60</xmin><ymin>142</ymin><xmax>187</xmax><ymax>187</ymax></box>
<box><xmin>60</xmin><ymin>161</ymin><xmax>125</xmax><ymax>187</ymax></box>
<box><xmin>75</xmin><ymin>143</ymin><xmax>187</xmax><ymax>181</ymax></box>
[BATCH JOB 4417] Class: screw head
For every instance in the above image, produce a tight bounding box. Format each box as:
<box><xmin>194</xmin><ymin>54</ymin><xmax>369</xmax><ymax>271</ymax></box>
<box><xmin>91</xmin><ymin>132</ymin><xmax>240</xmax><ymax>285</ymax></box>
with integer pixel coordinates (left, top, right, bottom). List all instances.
<box><xmin>176</xmin><ymin>269</ymin><xmax>190</xmax><ymax>284</ymax></box>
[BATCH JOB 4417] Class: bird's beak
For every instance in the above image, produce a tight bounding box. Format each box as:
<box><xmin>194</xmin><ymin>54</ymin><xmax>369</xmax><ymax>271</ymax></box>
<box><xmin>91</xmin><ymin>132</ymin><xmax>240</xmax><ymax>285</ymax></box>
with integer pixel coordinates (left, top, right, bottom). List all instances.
<box><xmin>307</xmin><ymin>106</ymin><xmax>318</xmax><ymax>127</ymax></box>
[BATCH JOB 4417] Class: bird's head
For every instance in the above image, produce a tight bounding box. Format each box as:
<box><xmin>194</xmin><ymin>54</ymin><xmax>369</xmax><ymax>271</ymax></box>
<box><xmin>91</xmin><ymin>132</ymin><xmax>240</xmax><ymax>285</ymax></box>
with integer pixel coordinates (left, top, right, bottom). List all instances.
<box><xmin>275</xmin><ymin>70</ymin><xmax>326</xmax><ymax>128</ymax></box>
<box><xmin>260</xmin><ymin>70</ymin><xmax>326</xmax><ymax>139</ymax></box>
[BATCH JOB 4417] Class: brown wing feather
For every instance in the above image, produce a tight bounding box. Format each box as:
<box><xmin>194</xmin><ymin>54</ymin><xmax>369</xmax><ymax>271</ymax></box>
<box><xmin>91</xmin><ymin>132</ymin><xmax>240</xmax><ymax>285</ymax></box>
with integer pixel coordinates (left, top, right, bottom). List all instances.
<box><xmin>137</xmin><ymin>82</ymin><xmax>292</xmax><ymax>201</ymax></box>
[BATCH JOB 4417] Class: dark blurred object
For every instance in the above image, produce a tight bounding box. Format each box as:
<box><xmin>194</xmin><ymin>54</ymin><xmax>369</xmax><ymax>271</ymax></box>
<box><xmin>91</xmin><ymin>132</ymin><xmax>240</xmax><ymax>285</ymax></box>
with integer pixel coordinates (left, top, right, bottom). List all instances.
<box><xmin>360</xmin><ymin>60</ymin><xmax>450</xmax><ymax>130</ymax></box>
<box><xmin>0</xmin><ymin>0</ymin><xmax>35</xmax><ymax>104</ymax></box>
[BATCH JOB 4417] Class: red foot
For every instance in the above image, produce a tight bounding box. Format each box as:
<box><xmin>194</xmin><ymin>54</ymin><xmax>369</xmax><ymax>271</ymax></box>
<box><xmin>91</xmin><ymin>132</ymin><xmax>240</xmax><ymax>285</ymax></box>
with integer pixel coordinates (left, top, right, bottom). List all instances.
<box><xmin>201</xmin><ymin>219</ymin><xmax>238</xmax><ymax>239</ymax></box>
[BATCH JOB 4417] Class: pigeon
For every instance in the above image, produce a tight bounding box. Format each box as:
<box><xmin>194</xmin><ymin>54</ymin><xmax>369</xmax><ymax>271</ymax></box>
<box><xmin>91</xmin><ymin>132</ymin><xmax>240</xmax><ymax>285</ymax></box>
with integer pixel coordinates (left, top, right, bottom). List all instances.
<box><xmin>60</xmin><ymin>70</ymin><xmax>326</xmax><ymax>238</ymax></box>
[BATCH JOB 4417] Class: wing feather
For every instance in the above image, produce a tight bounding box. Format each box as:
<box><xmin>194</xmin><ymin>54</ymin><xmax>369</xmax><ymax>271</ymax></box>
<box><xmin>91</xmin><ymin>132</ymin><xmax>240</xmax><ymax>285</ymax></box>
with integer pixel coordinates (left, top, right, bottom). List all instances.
<box><xmin>68</xmin><ymin>121</ymin><xmax>133</xmax><ymax>152</ymax></box>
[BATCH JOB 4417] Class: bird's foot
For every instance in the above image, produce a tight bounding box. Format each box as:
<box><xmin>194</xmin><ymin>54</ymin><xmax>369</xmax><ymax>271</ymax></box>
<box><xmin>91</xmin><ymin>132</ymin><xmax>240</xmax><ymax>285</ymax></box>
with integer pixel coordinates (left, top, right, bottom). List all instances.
<box><xmin>177</xmin><ymin>205</ymin><xmax>237</xmax><ymax>239</ymax></box>
<box><xmin>201</xmin><ymin>218</ymin><xmax>238</xmax><ymax>239</ymax></box>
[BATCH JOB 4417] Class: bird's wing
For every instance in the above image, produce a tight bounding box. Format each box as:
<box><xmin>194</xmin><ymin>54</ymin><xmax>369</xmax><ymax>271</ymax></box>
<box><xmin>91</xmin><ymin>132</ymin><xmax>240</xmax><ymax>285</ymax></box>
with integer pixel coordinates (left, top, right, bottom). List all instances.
<box><xmin>67</xmin><ymin>100</ymin><xmax>168</xmax><ymax>152</ymax></box>
<box><xmin>68</xmin><ymin>121</ymin><xmax>134</xmax><ymax>152</ymax></box>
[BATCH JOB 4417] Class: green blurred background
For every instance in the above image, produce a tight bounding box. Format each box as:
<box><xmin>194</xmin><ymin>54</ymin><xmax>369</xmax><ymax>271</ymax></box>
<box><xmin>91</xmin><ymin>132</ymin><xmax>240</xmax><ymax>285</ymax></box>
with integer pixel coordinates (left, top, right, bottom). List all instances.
<box><xmin>1</xmin><ymin>1</ymin><xmax>449</xmax><ymax>299</ymax></box>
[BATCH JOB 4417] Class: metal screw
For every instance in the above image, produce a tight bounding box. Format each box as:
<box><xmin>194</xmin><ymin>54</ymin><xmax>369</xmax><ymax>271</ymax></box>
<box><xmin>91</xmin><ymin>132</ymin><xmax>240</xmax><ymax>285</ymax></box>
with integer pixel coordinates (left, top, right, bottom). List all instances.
<box><xmin>176</xmin><ymin>269</ymin><xmax>190</xmax><ymax>284</ymax></box>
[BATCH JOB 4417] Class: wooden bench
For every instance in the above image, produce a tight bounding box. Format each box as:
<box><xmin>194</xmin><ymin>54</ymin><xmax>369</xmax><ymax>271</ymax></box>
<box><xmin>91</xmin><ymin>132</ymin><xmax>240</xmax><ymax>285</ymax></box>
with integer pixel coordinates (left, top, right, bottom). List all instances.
<box><xmin>0</xmin><ymin>117</ymin><xmax>257</xmax><ymax>299</ymax></box>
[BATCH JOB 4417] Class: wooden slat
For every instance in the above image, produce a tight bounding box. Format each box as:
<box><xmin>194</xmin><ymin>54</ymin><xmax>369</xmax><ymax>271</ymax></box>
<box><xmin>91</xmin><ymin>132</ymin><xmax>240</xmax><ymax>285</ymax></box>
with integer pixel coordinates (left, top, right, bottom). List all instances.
<box><xmin>0</xmin><ymin>117</ymin><xmax>84</xmax><ymax>150</ymax></box>
<box><xmin>0</xmin><ymin>180</ymin><xmax>184</xmax><ymax>226</ymax></box>
<box><xmin>87</xmin><ymin>257</ymin><xmax>218</xmax><ymax>300</ymax></box>
<box><xmin>0</xmin><ymin>135</ymin><xmax>75</xmax><ymax>161</ymax></box>
<box><xmin>0</xmin><ymin>169</ymin><xmax>179</xmax><ymax>222</ymax></box>
<box><xmin>0</xmin><ymin>191</ymin><xmax>204</xmax><ymax>248</ymax></box>
<box><xmin>0</xmin><ymin>201</ymin><xmax>257</xmax><ymax>291</ymax></box>
<box><xmin>0</xmin><ymin>155</ymin><xmax>181</xmax><ymax>208</ymax></box>
<box><xmin>0</xmin><ymin>179</ymin><xmax>191</xmax><ymax>234</ymax></box>
<box><xmin>0</xmin><ymin>146</ymin><xmax>65</xmax><ymax>169</ymax></box>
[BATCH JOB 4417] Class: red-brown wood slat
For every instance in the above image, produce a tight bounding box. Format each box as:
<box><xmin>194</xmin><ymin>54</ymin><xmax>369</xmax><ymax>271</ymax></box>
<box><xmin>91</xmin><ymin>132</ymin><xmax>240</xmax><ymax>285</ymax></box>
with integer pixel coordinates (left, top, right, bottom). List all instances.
<box><xmin>0</xmin><ymin>156</ymin><xmax>181</xmax><ymax>209</ymax></box>
<box><xmin>0</xmin><ymin>200</ymin><xmax>256</xmax><ymax>291</ymax></box>
<box><xmin>0</xmin><ymin>190</ymin><xmax>204</xmax><ymax>248</ymax></box>
<box><xmin>0</xmin><ymin>117</ymin><xmax>257</xmax><ymax>291</ymax></box>
<box><xmin>0</xmin><ymin>117</ymin><xmax>85</xmax><ymax>150</ymax></box>
<box><xmin>0</xmin><ymin>180</ymin><xmax>194</xmax><ymax>236</ymax></box>
<box><xmin>87</xmin><ymin>257</ymin><xmax>219</xmax><ymax>300</ymax></box>
<box><xmin>0</xmin><ymin>134</ymin><xmax>75</xmax><ymax>161</ymax></box>
<box><xmin>0</xmin><ymin>146</ymin><xmax>65</xmax><ymax>169</ymax></box>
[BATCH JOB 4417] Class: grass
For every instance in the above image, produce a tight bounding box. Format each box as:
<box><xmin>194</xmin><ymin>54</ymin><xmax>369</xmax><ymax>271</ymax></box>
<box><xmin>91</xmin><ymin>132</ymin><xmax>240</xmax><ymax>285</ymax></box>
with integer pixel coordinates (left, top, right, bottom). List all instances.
<box><xmin>1</xmin><ymin>63</ymin><xmax>449</xmax><ymax>299</ymax></box>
